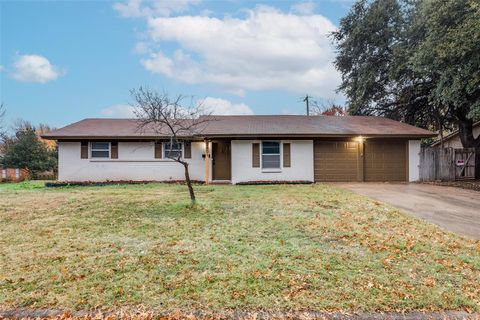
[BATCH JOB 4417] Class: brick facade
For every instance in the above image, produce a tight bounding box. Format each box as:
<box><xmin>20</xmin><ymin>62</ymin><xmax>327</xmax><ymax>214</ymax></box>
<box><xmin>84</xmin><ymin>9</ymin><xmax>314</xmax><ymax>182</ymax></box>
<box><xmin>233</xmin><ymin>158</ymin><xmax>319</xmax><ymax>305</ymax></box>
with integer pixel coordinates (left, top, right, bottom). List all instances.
<box><xmin>0</xmin><ymin>167</ymin><xmax>29</xmax><ymax>182</ymax></box>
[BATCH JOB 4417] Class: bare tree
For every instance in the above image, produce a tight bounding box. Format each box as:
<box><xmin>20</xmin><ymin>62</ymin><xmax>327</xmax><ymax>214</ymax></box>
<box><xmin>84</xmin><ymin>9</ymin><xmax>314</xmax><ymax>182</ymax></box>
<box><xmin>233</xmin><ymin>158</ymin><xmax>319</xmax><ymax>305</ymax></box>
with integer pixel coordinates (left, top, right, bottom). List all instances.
<box><xmin>131</xmin><ymin>87</ymin><xmax>212</xmax><ymax>203</ymax></box>
<box><xmin>36</xmin><ymin>123</ymin><xmax>57</xmax><ymax>150</ymax></box>
<box><xmin>12</xmin><ymin>119</ymin><xmax>35</xmax><ymax>133</ymax></box>
<box><xmin>0</xmin><ymin>103</ymin><xmax>6</xmax><ymax>137</ymax></box>
<box><xmin>0</xmin><ymin>104</ymin><xmax>8</xmax><ymax>156</ymax></box>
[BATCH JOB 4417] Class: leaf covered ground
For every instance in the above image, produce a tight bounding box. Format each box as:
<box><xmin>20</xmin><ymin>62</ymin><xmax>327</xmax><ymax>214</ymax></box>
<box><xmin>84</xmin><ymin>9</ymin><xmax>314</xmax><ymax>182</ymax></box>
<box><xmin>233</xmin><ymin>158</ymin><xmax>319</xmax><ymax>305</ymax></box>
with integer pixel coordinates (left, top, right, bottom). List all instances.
<box><xmin>0</xmin><ymin>182</ymin><xmax>479</xmax><ymax>313</ymax></box>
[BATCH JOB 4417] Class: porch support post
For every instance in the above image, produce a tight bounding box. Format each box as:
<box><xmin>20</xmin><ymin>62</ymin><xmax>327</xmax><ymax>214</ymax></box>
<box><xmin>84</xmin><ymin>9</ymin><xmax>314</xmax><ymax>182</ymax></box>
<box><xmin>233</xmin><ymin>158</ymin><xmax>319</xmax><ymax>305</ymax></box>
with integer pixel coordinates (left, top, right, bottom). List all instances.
<box><xmin>357</xmin><ymin>140</ymin><xmax>365</xmax><ymax>182</ymax></box>
<box><xmin>205</xmin><ymin>139</ymin><xmax>210</xmax><ymax>185</ymax></box>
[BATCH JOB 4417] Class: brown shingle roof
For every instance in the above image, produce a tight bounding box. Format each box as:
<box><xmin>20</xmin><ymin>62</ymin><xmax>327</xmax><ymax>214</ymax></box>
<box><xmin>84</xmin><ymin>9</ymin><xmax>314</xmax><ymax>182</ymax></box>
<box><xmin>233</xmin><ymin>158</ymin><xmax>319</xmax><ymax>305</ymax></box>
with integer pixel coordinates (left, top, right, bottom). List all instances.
<box><xmin>42</xmin><ymin>115</ymin><xmax>435</xmax><ymax>140</ymax></box>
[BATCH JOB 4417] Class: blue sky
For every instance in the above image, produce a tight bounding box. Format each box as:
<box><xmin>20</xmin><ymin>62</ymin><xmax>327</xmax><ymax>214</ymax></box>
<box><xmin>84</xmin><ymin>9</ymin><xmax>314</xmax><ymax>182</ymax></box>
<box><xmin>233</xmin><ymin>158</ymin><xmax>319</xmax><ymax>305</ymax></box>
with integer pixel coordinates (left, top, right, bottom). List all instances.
<box><xmin>0</xmin><ymin>0</ymin><xmax>351</xmax><ymax>128</ymax></box>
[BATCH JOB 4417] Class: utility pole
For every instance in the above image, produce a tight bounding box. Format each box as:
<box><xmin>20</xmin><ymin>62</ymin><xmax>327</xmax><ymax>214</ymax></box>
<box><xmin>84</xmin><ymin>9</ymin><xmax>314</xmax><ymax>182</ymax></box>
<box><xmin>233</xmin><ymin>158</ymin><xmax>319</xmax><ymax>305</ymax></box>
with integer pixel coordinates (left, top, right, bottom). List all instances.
<box><xmin>303</xmin><ymin>94</ymin><xmax>310</xmax><ymax>116</ymax></box>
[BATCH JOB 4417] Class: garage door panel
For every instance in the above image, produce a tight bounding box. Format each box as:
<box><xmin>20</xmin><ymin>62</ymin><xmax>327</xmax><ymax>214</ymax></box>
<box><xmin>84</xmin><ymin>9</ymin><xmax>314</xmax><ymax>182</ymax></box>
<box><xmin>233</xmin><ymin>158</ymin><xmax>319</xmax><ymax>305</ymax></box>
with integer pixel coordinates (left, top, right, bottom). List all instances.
<box><xmin>315</xmin><ymin>139</ymin><xmax>407</xmax><ymax>182</ymax></box>
<box><xmin>364</xmin><ymin>140</ymin><xmax>406</xmax><ymax>182</ymax></box>
<box><xmin>314</xmin><ymin>140</ymin><xmax>358</xmax><ymax>182</ymax></box>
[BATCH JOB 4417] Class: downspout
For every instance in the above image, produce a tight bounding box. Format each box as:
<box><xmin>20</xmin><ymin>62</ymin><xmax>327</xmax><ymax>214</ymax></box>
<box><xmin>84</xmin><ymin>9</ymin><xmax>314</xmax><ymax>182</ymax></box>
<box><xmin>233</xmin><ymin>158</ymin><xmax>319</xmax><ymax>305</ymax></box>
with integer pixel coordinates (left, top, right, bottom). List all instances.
<box><xmin>204</xmin><ymin>139</ymin><xmax>210</xmax><ymax>185</ymax></box>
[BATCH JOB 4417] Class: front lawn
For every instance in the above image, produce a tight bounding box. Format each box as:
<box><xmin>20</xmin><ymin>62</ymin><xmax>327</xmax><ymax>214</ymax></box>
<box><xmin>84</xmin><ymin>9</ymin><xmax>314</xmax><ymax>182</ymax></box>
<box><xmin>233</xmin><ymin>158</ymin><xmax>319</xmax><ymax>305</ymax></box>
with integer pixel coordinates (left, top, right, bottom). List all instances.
<box><xmin>0</xmin><ymin>182</ymin><xmax>479</xmax><ymax>312</ymax></box>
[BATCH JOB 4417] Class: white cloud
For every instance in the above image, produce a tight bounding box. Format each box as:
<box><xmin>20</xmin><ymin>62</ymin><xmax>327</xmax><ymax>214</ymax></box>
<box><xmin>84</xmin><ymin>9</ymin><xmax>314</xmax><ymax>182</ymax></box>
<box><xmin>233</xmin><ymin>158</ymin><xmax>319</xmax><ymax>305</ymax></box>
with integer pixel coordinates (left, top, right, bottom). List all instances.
<box><xmin>140</xmin><ymin>5</ymin><xmax>341</xmax><ymax>97</ymax></box>
<box><xmin>113</xmin><ymin>0</ymin><xmax>142</xmax><ymax>17</ymax></box>
<box><xmin>100</xmin><ymin>98</ymin><xmax>252</xmax><ymax>118</ymax></box>
<box><xmin>101</xmin><ymin>104</ymin><xmax>136</xmax><ymax>118</ymax></box>
<box><xmin>133</xmin><ymin>42</ymin><xmax>150</xmax><ymax>54</ymax></box>
<box><xmin>0</xmin><ymin>65</ymin><xmax>4</xmax><ymax>72</ymax></box>
<box><xmin>141</xmin><ymin>50</ymin><xmax>201</xmax><ymax>83</ymax></box>
<box><xmin>113</xmin><ymin>0</ymin><xmax>200</xmax><ymax>18</ymax></box>
<box><xmin>200</xmin><ymin>97</ymin><xmax>253</xmax><ymax>115</ymax></box>
<box><xmin>291</xmin><ymin>1</ymin><xmax>316</xmax><ymax>15</ymax></box>
<box><xmin>12</xmin><ymin>54</ymin><xmax>62</xmax><ymax>83</ymax></box>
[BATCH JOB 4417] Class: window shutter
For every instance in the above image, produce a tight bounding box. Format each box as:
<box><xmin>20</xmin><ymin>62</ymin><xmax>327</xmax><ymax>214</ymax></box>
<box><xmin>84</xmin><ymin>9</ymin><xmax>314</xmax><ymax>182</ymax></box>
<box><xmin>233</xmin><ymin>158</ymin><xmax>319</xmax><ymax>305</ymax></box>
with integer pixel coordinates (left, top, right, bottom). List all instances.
<box><xmin>283</xmin><ymin>143</ymin><xmax>291</xmax><ymax>167</ymax></box>
<box><xmin>81</xmin><ymin>141</ymin><xmax>88</xmax><ymax>159</ymax></box>
<box><xmin>111</xmin><ymin>142</ymin><xmax>118</xmax><ymax>159</ymax></box>
<box><xmin>252</xmin><ymin>143</ymin><xmax>260</xmax><ymax>167</ymax></box>
<box><xmin>154</xmin><ymin>141</ymin><xmax>162</xmax><ymax>159</ymax></box>
<box><xmin>184</xmin><ymin>141</ymin><xmax>192</xmax><ymax>159</ymax></box>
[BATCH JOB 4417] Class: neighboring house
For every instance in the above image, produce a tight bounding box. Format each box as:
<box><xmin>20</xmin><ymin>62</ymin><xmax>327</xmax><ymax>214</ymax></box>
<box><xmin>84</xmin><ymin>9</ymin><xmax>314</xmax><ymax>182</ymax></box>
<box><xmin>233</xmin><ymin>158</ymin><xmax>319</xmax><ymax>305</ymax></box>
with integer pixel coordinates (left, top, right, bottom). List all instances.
<box><xmin>42</xmin><ymin>115</ymin><xmax>435</xmax><ymax>184</ymax></box>
<box><xmin>431</xmin><ymin>121</ymin><xmax>480</xmax><ymax>149</ymax></box>
<box><xmin>0</xmin><ymin>167</ymin><xmax>29</xmax><ymax>182</ymax></box>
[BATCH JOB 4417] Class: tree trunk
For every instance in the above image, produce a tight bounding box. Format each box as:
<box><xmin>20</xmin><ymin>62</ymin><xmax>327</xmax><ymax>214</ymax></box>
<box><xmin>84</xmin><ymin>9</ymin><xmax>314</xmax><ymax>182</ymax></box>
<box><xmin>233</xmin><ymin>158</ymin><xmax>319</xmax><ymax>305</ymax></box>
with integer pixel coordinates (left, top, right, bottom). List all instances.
<box><xmin>438</xmin><ymin>120</ymin><xmax>444</xmax><ymax>149</ymax></box>
<box><xmin>435</xmin><ymin>113</ymin><xmax>445</xmax><ymax>149</ymax></box>
<box><xmin>476</xmin><ymin>148</ymin><xmax>480</xmax><ymax>180</ymax></box>
<box><xmin>182</xmin><ymin>161</ymin><xmax>196</xmax><ymax>203</ymax></box>
<box><xmin>458</xmin><ymin>118</ymin><xmax>480</xmax><ymax>148</ymax></box>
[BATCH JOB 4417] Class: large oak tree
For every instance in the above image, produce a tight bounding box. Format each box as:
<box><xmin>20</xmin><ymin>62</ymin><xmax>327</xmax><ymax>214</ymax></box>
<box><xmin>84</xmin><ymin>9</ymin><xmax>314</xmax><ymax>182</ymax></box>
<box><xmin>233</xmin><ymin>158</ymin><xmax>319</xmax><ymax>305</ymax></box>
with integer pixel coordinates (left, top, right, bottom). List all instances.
<box><xmin>409</xmin><ymin>0</ymin><xmax>480</xmax><ymax>148</ymax></box>
<box><xmin>332</xmin><ymin>0</ymin><xmax>480</xmax><ymax>177</ymax></box>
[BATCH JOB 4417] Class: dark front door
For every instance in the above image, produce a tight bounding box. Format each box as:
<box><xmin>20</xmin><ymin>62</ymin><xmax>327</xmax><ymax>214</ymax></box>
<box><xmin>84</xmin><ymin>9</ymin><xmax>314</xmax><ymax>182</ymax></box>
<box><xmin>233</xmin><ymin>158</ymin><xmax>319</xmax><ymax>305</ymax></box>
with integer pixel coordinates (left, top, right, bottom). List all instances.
<box><xmin>212</xmin><ymin>141</ymin><xmax>231</xmax><ymax>180</ymax></box>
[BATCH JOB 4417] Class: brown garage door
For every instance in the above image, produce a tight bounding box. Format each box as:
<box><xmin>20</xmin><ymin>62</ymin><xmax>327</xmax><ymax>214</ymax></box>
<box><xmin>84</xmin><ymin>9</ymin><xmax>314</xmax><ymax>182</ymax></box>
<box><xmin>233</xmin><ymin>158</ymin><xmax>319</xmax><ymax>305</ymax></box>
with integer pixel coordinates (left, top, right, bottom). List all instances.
<box><xmin>364</xmin><ymin>139</ymin><xmax>407</xmax><ymax>181</ymax></box>
<box><xmin>314</xmin><ymin>140</ymin><xmax>359</xmax><ymax>181</ymax></box>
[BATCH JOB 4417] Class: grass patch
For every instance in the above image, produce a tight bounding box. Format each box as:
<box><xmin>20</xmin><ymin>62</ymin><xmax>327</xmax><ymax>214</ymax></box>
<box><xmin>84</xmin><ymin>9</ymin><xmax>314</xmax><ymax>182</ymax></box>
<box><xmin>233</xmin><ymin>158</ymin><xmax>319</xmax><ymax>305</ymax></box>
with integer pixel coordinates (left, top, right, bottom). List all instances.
<box><xmin>0</xmin><ymin>180</ymin><xmax>47</xmax><ymax>191</ymax></box>
<box><xmin>0</xmin><ymin>182</ymin><xmax>479</xmax><ymax>312</ymax></box>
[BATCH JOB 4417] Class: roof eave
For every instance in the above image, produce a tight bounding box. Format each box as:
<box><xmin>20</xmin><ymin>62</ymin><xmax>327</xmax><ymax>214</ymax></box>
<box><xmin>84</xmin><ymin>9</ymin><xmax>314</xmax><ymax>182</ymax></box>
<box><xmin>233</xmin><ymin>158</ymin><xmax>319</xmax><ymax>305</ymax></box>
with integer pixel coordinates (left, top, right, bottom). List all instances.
<box><xmin>43</xmin><ymin>135</ymin><xmax>203</xmax><ymax>140</ymax></box>
<box><xmin>203</xmin><ymin>134</ymin><xmax>436</xmax><ymax>138</ymax></box>
<box><xmin>44</xmin><ymin>133</ymin><xmax>436</xmax><ymax>140</ymax></box>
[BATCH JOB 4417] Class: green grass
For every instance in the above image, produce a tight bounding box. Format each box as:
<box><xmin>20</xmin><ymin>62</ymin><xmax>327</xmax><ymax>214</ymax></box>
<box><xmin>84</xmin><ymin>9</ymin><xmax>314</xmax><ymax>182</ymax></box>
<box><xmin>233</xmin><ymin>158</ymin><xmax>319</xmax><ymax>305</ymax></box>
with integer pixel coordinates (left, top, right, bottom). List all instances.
<box><xmin>0</xmin><ymin>182</ymin><xmax>479</xmax><ymax>312</ymax></box>
<box><xmin>0</xmin><ymin>180</ymin><xmax>47</xmax><ymax>191</ymax></box>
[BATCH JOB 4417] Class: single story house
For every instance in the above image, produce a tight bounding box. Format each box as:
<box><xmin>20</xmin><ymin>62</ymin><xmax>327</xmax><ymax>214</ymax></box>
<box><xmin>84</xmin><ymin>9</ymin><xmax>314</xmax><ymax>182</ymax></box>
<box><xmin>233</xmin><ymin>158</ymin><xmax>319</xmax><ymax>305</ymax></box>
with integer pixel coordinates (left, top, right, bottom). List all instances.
<box><xmin>431</xmin><ymin>121</ymin><xmax>480</xmax><ymax>149</ymax></box>
<box><xmin>42</xmin><ymin>115</ymin><xmax>435</xmax><ymax>184</ymax></box>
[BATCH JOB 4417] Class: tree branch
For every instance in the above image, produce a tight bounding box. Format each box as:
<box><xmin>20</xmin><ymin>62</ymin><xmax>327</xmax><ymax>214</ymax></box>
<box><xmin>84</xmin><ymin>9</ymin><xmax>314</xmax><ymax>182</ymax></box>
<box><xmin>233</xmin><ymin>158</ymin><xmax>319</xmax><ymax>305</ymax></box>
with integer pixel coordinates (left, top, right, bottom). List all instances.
<box><xmin>130</xmin><ymin>87</ymin><xmax>214</xmax><ymax>203</ymax></box>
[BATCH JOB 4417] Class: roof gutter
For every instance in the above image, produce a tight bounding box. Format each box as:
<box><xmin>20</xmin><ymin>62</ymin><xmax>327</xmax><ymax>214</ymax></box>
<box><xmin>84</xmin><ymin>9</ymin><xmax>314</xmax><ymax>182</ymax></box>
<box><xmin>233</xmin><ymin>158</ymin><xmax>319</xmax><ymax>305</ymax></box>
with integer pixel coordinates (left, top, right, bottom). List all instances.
<box><xmin>44</xmin><ymin>133</ymin><xmax>436</xmax><ymax>140</ymax></box>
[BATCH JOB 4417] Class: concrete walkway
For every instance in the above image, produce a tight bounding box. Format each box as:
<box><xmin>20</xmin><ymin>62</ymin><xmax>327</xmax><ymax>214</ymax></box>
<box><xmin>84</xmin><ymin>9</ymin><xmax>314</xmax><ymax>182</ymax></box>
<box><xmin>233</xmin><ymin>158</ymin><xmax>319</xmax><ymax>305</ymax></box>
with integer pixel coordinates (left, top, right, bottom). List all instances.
<box><xmin>335</xmin><ymin>182</ymin><xmax>480</xmax><ymax>240</ymax></box>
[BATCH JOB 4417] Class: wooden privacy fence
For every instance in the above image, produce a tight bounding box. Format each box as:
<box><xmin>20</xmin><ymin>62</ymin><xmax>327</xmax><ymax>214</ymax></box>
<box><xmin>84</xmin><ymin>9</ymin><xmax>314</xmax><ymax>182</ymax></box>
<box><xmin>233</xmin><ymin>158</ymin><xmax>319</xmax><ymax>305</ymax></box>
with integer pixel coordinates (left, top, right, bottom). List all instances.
<box><xmin>34</xmin><ymin>170</ymin><xmax>58</xmax><ymax>180</ymax></box>
<box><xmin>419</xmin><ymin>147</ymin><xmax>476</xmax><ymax>181</ymax></box>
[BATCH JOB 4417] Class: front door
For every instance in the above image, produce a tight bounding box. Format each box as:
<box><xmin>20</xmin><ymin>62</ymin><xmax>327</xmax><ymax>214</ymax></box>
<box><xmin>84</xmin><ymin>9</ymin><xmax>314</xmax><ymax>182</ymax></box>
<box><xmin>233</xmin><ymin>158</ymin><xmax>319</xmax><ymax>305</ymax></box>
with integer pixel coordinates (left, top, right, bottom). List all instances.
<box><xmin>212</xmin><ymin>141</ymin><xmax>231</xmax><ymax>180</ymax></box>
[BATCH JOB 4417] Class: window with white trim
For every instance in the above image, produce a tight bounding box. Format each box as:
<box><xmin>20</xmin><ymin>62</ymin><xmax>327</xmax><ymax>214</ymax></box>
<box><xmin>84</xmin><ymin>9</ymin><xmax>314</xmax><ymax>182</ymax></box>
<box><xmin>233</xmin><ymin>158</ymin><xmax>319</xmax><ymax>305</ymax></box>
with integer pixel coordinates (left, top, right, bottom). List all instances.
<box><xmin>15</xmin><ymin>168</ymin><xmax>20</xmax><ymax>179</ymax></box>
<box><xmin>2</xmin><ymin>169</ymin><xmax>6</xmax><ymax>179</ymax></box>
<box><xmin>91</xmin><ymin>142</ymin><xmax>110</xmax><ymax>158</ymax></box>
<box><xmin>262</xmin><ymin>141</ymin><xmax>281</xmax><ymax>169</ymax></box>
<box><xmin>164</xmin><ymin>142</ymin><xmax>182</xmax><ymax>159</ymax></box>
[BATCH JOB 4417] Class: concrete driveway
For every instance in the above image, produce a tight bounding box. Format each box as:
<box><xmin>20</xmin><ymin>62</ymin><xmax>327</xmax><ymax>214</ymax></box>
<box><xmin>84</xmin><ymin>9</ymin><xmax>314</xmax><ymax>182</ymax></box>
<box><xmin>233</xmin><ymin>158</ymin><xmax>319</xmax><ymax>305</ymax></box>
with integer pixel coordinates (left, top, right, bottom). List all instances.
<box><xmin>335</xmin><ymin>183</ymin><xmax>480</xmax><ymax>240</ymax></box>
